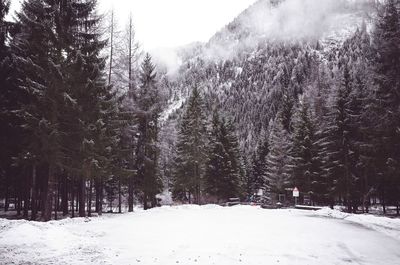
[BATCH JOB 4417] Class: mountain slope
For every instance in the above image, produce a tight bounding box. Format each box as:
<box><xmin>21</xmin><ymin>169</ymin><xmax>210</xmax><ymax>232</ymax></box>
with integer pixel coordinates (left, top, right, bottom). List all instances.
<box><xmin>160</xmin><ymin>0</ymin><xmax>376</xmax><ymax>165</ymax></box>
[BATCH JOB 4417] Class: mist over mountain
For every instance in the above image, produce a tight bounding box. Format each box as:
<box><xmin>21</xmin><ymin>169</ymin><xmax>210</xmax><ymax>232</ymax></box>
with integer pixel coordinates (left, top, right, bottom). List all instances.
<box><xmin>155</xmin><ymin>0</ymin><xmax>375</xmax><ymax>70</ymax></box>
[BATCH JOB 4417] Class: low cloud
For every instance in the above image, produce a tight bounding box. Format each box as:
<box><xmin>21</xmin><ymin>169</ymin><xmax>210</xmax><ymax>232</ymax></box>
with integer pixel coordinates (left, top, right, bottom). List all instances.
<box><xmin>204</xmin><ymin>0</ymin><xmax>374</xmax><ymax>60</ymax></box>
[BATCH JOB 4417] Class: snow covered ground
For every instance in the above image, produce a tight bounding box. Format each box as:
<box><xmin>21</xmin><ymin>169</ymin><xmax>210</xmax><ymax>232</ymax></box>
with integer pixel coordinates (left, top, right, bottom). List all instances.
<box><xmin>1</xmin><ymin>205</ymin><xmax>399</xmax><ymax>265</ymax></box>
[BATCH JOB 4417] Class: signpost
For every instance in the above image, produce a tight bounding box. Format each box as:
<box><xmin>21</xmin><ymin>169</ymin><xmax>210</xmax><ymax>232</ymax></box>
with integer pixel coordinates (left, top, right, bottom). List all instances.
<box><xmin>293</xmin><ymin>187</ymin><xmax>299</xmax><ymax>206</ymax></box>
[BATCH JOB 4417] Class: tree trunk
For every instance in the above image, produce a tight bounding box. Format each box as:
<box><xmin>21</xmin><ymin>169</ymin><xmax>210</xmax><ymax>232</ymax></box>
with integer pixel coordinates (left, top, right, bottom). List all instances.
<box><xmin>195</xmin><ymin>163</ymin><xmax>200</xmax><ymax>205</ymax></box>
<box><xmin>42</xmin><ymin>164</ymin><xmax>56</xmax><ymax>221</ymax></box>
<box><xmin>71</xmin><ymin>181</ymin><xmax>75</xmax><ymax>218</ymax></box>
<box><xmin>4</xmin><ymin>179</ymin><xmax>9</xmax><ymax>211</ymax></box>
<box><xmin>151</xmin><ymin>194</ymin><xmax>157</xmax><ymax>208</ymax></box>
<box><xmin>31</xmin><ymin>164</ymin><xmax>38</xmax><ymax>220</ymax></box>
<box><xmin>99</xmin><ymin>176</ymin><xmax>103</xmax><ymax>215</ymax></box>
<box><xmin>128</xmin><ymin>177</ymin><xmax>134</xmax><ymax>212</ymax></box>
<box><xmin>143</xmin><ymin>192</ymin><xmax>148</xmax><ymax>210</ymax></box>
<box><xmin>54</xmin><ymin>177</ymin><xmax>59</xmax><ymax>220</ymax></box>
<box><xmin>78</xmin><ymin>177</ymin><xmax>86</xmax><ymax>217</ymax></box>
<box><xmin>23</xmin><ymin>173</ymin><xmax>29</xmax><ymax>219</ymax></box>
<box><xmin>62</xmin><ymin>174</ymin><xmax>68</xmax><ymax>216</ymax></box>
<box><xmin>118</xmin><ymin>178</ymin><xmax>122</xmax><ymax>213</ymax></box>
<box><xmin>16</xmin><ymin>193</ymin><xmax>21</xmax><ymax>216</ymax></box>
<box><xmin>95</xmin><ymin>179</ymin><xmax>99</xmax><ymax>213</ymax></box>
<box><xmin>382</xmin><ymin>188</ymin><xmax>386</xmax><ymax>215</ymax></box>
<box><xmin>88</xmin><ymin>180</ymin><xmax>93</xmax><ymax>217</ymax></box>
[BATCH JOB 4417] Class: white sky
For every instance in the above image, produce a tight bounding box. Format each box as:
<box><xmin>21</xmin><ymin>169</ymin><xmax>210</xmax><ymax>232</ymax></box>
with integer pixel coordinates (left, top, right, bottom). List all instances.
<box><xmin>99</xmin><ymin>0</ymin><xmax>257</xmax><ymax>50</ymax></box>
<box><xmin>8</xmin><ymin>0</ymin><xmax>257</xmax><ymax>50</ymax></box>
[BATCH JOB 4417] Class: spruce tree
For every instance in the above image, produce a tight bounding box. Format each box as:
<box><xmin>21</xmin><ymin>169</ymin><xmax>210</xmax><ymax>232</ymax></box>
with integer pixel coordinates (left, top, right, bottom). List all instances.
<box><xmin>11</xmin><ymin>0</ymin><xmax>68</xmax><ymax>221</ymax></box>
<box><xmin>172</xmin><ymin>87</ymin><xmax>208</xmax><ymax>204</ymax></box>
<box><xmin>292</xmin><ymin>100</ymin><xmax>319</xmax><ymax>204</ymax></box>
<box><xmin>263</xmin><ymin>117</ymin><xmax>293</xmax><ymax>203</ymax></box>
<box><xmin>369</xmin><ymin>0</ymin><xmax>400</xmax><ymax>213</ymax></box>
<box><xmin>62</xmin><ymin>0</ymin><xmax>109</xmax><ymax>217</ymax></box>
<box><xmin>204</xmin><ymin>111</ymin><xmax>243</xmax><ymax>202</ymax></box>
<box><xmin>321</xmin><ymin>66</ymin><xmax>360</xmax><ymax>212</ymax></box>
<box><xmin>0</xmin><ymin>0</ymin><xmax>12</xmax><ymax>204</ymax></box>
<box><xmin>135</xmin><ymin>53</ymin><xmax>162</xmax><ymax>209</ymax></box>
<box><xmin>250</xmin><ymin>129</ymin><xmax>269</xmax><ymax>198</ymax></box>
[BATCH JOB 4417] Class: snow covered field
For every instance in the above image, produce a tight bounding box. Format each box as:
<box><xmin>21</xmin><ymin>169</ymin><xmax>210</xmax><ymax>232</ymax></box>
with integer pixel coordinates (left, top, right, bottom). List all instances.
<box><xmin>1</xmin><ymin>205</ymin><xmax>400</xmax><ymax>265</ymax></box>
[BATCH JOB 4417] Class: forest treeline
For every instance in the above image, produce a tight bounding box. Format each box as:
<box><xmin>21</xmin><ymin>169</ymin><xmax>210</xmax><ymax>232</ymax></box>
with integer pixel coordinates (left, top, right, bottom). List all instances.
<box><xmin>0</xmin><ymin>0</ymin><xmax>163</xmax><ymax>220</ymax></box>
<box><xmin>0</xmin><ymin>0</ymin><xmax>399</xmax><ymax>221</ymax></box>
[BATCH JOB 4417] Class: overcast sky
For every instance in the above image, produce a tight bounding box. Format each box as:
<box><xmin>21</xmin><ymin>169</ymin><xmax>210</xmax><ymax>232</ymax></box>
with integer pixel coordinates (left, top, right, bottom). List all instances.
<box><xmin>100</xmin><ymin>0</ymin><xmax>257</xmax><ymax>50</ymax></box>
<box><xmin>9</xmin><ymin>0</ymin><xmax>257</xmax><ymax>50</ymax></box>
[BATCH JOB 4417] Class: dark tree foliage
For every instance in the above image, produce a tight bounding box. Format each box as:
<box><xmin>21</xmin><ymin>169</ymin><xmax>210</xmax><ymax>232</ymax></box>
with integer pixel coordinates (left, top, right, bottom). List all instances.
<box><xmin>2</xmin><ymin>0</ymin><xmax>120</xmax><ymax>220</ymax></box>
<box><xmin>204</xmin><ymin>111</ymin><xmax>243</xmax><ymax>202</ymax></box>
<box><xmin>135</xmin><ymin>53</ymin><xmax>162</xmax><ymax>209</ymax></box>
<box><xmin>291</xmin><ymin>100</ymin><xmax>320</xmax><ymax>203</ymax></box>
<box><xmin>0</xmin><ymin>0</ymin><xmax>12</xmax><ymax>200</ymax></box>
<box><xmin>172</xmin><ymin>87</ymin><xmax>208</xmax><ymax>204</ymax></box>
<box><xmin>249</xmin><ymin>131</ymin><xmax>269</xmax><ymax>197</ymax></box>
<box><xmin>368</xmin><ymin>0</ymin><xmax>400</xmax><ymax>213</ymax></box>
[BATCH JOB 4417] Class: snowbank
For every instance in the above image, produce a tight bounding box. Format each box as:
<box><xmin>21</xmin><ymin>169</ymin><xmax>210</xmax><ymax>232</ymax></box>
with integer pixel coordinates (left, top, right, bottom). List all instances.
<box><xmin>315</xmin><ymin>208</ymin><xmax>400</xmax><ymax>240</ymax></box>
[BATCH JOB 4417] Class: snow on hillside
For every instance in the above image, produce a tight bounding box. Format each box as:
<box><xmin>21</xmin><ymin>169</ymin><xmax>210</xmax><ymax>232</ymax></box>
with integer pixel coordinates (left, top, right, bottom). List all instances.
<box><xmin>1</xmin><ymin>205</ymin><xmax>399</xmax><ymax>265</ymax></box>
<box><xmin>160</xmin><ymin>96</ymin><xmax>185</xmax><ymax>125</ymax></box>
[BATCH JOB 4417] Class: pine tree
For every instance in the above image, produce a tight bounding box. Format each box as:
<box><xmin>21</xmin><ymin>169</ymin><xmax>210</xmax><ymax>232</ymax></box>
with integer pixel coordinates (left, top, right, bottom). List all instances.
<box><xmin>204</xmin><ymin>111</ymin><xmax>243</xmax><ymax>202</ymax></box>
<box><xmin>369</xmin><ymin>0</ymin><xmax>400</xmax><ymax>213</ymax></box>
<box><xmin>9</xmin><ymin>0</ymin><xmax>112</xmax><ymax>220</ymax></box>
<box><xmin>204</xmin><ymin>111</ymin><xmax>229</xmax><ymax>201</ymax></box>
<box><xmin>62</xmin><ymin>0</ymin><xmax>109</xmax><ymax>217</ymax></box>
<box><xmin>0</xmin><ymin>0</ymin><xmax>16</xmax><ymax>212</ymax></box>
<box><xmin>321</xmin><ymin>66</ymin><xmax>360</xmax><ymax>212</ymax></box>
<box><xmin>292</xmin><ymin>100</ymin><xmax>314</xmax><ymax>202</ymax></box>
<box><xmin>250</xmin><ymin>129</ymin><xmax>269</xmax><ymax>198</ymax></box>
<box><xmin>223</xmin><ymin>118</ymin><xmax>244</xmax><ymax>199</ymax></box>
<box><xmin>263</xmin><ymin>117</ymin><xmax>293</xmax><ymax>203</ymax></box>
<box><xmin>172</xmin><ymin>87</ymin><xmax>208</xmax><ymax>204</ymax></box>
<box><xmin>135</xmin><ymin>53</ymin><xmax>162</xmax><ymax>209</ymax></box>
<box><xmin>11</xmin><ymin>0</ymin><xmax>69</xmax><ymax>221</ymax></box>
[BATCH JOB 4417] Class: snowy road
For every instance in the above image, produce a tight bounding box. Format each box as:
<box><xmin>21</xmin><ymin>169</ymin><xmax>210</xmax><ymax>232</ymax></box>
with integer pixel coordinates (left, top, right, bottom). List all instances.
<box><xmin>1</xmin><ymin>205</ymin><xmax>399</xmax><ymax>265</ymax></box>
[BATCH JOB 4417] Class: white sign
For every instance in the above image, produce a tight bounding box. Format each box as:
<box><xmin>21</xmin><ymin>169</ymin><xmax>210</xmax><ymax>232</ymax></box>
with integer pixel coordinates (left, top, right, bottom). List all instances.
<box><xmin>293</xmin><ymin>187</ymin><xmax>299</xmax><ymax>197</ymax></box>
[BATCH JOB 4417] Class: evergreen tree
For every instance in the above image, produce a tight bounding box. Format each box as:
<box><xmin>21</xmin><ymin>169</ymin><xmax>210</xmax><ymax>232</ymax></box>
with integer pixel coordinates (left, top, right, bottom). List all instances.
<box><xmin>321</xmin><ymin>66</ymin><xmax>360</xmax><ymax>212</ymax></box>
<box><xmin>291</xmin><ymin>99</ymin><xmax>321</xmax><ymax>204</ymax></box>
<box><xmin>250</xmin><ymin>129</ymin><xmax>269</xmax><ymax>197</ymax></box>
<box><xmin>135</xmin><ymin>53</ymin><xmax>162</xmax><ymax>209</ymax></box>
<box><xmin>205</xmin><ymin>111</ymin><xmax>243</xmax><ymax>201</ymax></box>
<box><xmin>0</xmin><ymin>0</ymin><xmax>13</xmax><ymax>204</ymax></box>
<box><xmin>263</xmin><ymin>117</ymin><xmax>293</xmax><ymax>203</ymax></box>
<box><xmin>172</xmin><ymin>87</ymin><xmax>208</xmax><ymax>204</ymax></box>
<box><xmin>11</xmin><ymin>0</ymin><xmax>68</xmax><ymax>221</ymax></box>
<box><xmin>369</xmin><ymin>0</ymin><xmax>400</xmax><ymax>213</ymax></box>
<box><xmin>8</xmin><ymin>0</ymin><xmax>112</xmax><ymax>220</ymax></box>
<box><xmin>62</xmin><ymin>0</ymin><xmax>109</xmax><ymax>217</ymax></box>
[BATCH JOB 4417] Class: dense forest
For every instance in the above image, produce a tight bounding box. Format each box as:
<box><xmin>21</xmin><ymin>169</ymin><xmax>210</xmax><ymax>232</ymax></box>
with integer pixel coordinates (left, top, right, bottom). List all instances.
<box><xmin>0</xmin><ymin>0</ymin><xmax>399</xmax><ymax>221</ymax></box>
